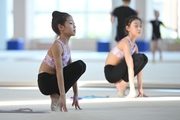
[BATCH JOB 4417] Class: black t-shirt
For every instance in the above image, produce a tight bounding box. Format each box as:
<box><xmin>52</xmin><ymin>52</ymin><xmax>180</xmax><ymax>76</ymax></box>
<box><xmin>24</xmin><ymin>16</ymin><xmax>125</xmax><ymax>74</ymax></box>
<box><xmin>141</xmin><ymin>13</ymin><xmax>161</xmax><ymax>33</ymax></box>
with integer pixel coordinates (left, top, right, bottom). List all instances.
<box><xmin>150</xmin><ymin>20</ymin><xmax>164</xmax><ymax>40</ymax></box>
<box><xmin>113</xmin><ymin>6</ymin><xmax>137</xmax><ymax>41</ymax></box>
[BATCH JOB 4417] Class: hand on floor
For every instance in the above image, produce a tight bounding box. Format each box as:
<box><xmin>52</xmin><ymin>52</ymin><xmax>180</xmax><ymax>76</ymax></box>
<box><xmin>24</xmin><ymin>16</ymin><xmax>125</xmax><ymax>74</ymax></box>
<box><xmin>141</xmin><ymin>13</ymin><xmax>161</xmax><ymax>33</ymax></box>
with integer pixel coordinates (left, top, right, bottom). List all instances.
<box><xmin>72</xmin><ymin>96</ymin><xmax>82</xmax><ymax>110</ymax></box>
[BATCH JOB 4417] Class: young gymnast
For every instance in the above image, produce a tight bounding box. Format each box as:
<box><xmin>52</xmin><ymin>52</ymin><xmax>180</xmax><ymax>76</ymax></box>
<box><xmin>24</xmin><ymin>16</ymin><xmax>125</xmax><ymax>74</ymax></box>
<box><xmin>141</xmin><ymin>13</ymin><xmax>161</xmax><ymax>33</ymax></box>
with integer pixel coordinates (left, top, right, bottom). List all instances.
<box><xmin>37</xmin><ymin>11</ymin><xmax>86</xmax><ymax>112</ymax></box>
<box><xmin>104</xmin><ymin>16</ymin><xmax>148</xmax><ymax>98</ymax></box>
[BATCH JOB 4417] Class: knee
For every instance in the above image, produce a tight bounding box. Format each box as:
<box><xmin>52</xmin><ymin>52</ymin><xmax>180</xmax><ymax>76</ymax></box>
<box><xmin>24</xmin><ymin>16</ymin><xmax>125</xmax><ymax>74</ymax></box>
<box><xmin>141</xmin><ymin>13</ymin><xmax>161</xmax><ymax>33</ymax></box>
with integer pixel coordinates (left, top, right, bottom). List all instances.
<box><xmin>141</xmin><ymin>54</ymin><xmax>148</xmax><ymax>63</ymax></box>
<box><xmin>132</xmin><ymin>53</ymin><xmax>143</xmax><ymax>61</ymax></box>
<box><xmin>76</xmin><ymin>60</ymin><xmax>86</xmax><ymax>73</ymax></box>
<box><xmin>133</xmin><ymin>53</ymin><xmax>148</xmax><ymax>64</ymax></box>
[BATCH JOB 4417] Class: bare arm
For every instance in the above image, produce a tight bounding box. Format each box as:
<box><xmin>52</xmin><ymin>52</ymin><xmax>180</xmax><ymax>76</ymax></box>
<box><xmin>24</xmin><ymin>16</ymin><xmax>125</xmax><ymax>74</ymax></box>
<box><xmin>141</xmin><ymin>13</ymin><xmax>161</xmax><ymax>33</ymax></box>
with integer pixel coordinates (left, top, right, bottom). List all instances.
<box><xmin>110</xmin><ymin>12</ymin><xmax>115</xmax><ymax>23</ymax></box>
<box><xmin>137</xmin><ymin>70</ymin><xmax>143</xmax><ymax>90</ymax></box>
<box><xmin>68</xmin><ymin>57</ymin><xmax>81</xmax><ymax>109</ymax></box>
<box><xmin>73</xmin><ymin>82</ymin><xmax>78</xmax><ymax>97</ymax></box>
<box><xmin>67</xmin><ymin>57</ymin><xmax>78</xmax><ymax>96</ymax></box>
<box><xmin>137</xmin><ymin>69</ymin><xmax>147</xmax><ymax>97</ymax></box>
<box><xmin>135</xmin><ymin>44</ymin><xmax>143</xmax><ymax>89</ymax></box>
<box><xmin>135</xmin><ymin>10</ymin><xmax>139</xmax><ymax>15</ymax></box>
<box><xmin>52</xmin><ymin>41</ymin><xmax>67</xmax><ymax>111</ymax></box>
<box><xmin>135</xmin><ymin>44</ymin><xmax>147</xmax><ymax>97</ymax></box>
<box><xmin>161</xmin><ymin>22</ymin><xmax>176</xmax><ymax>31</ymax></box>
<box><xmin>122</xmin><ymin>40</ymin><xmax>136</xmax><ymax>97</ymax></box>
<box><xmin>52</xmin><ymin>41</ymin><xmax>65</xmax><ymax>95</ymax></box>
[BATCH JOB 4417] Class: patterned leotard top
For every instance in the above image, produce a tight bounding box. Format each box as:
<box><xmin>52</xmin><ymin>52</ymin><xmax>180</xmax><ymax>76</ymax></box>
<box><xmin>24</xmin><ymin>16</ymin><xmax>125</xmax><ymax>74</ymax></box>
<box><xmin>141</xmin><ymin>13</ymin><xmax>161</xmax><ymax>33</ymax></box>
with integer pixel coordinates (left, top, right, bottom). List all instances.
<box><xmin>43</xmin><ymin>39</ymin><xmax>70</xmax><ymax>69</ymax></box>
<box><xmin>111</xmin><ymin>36</ymin><xmax>136</xmax><ymax>59</ymax></box>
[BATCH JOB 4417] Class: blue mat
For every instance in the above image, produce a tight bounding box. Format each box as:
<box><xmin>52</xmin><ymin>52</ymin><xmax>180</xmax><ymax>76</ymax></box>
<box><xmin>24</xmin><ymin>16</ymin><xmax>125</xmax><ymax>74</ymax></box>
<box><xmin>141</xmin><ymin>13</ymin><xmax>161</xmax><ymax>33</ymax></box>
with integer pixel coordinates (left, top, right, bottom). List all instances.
<box><xmin>71</xmin><ymin>95</ymin><xmax>109</xmax><ymax>100</ymax></box>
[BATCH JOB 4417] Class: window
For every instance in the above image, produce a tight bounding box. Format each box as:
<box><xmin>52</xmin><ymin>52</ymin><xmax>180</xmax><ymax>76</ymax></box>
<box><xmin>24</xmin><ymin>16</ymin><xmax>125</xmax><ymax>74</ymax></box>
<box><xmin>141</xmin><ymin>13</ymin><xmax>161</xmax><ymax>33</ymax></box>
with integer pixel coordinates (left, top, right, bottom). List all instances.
<box><xmin>33</xmin><ymin>0</ymin><xmax>112</xmax><ymax>39</ymax></box>
<box><xmin>7</xmin><ymin>0</ymin><xmax>13</xmax><ymax>39</ymax></box>
<box><xmin>178</xmin><ymin>0</ymin><xmax>180</xmax><ymax>39</ymax></box>
<box><xmin>153</xmin><ymin>0</ymin><xmax>178</xmax><ymax>39</ymax></box>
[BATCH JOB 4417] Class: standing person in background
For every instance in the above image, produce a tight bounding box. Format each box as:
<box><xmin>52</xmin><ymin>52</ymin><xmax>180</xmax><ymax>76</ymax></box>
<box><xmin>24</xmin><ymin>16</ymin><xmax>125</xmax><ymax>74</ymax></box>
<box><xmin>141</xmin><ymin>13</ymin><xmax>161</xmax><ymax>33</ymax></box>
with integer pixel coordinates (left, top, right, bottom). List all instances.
<box><xmin>150</xmin><ymin>10</ymin><xmax>164</xmax><ymax>63</ymax></box>
<box><xmin>104</xmin><ymin>16</ymin><xmax>148</xmax><ymax>98</ymax></box>
<box><xmin>150</xmin><ymin>10</ymin><xmax>176</xmax><ymax>63</ymax></box>
<box><xmin>37</xmin><ymin>11</ymin><xmax>86</xmax><ymax>112</ymax></box>
<box><xmin>110</xmin><ymin>0</ymin><xmax>137</xmax><ymax>42</ymax></box>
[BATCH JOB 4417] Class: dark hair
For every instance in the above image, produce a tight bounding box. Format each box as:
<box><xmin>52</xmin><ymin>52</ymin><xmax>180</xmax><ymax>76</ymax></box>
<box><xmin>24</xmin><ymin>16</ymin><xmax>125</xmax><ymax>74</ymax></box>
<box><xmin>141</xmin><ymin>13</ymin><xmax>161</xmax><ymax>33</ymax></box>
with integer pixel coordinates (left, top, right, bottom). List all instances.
<box><xmin>122</xmin><ymin>0</ymin><xmax>131</xmax><ymax>2</ymax></box>
<box><xmin>124</xmin><ymin>15</ymin><xmax>142</xmax><ymax>35</ymax></box>
<box><xmin>51</xmin><ymin>11</ymin><xmax>71</xmax><ymax>36</ymax></box>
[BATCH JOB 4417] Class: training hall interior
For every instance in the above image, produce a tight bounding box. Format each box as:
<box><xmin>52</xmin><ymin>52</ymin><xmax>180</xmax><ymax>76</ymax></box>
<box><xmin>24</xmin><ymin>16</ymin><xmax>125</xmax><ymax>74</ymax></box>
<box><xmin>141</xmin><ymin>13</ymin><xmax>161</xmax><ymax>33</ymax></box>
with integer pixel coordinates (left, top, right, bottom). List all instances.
<box><xmin>0</xmin><ymin>0</ymin><xmax>180</xmax><ymax>120</ymax></box>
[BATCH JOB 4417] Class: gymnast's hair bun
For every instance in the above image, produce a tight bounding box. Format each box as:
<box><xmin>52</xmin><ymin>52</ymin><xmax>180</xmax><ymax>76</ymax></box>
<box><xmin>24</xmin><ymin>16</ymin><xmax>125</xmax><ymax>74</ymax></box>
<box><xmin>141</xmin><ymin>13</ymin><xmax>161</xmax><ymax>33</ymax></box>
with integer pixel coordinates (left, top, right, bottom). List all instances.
<box><xmin>52</xmin><ymin>11</ymin><xmax>62</xmax><ymax>18</ymax></box>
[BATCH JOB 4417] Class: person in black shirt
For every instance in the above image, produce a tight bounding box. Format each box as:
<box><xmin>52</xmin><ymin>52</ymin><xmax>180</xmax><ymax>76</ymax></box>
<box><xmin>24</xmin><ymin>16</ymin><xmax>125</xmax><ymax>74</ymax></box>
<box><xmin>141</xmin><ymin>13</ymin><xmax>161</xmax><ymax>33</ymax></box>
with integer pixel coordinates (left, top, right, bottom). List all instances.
<box><xmin>110</xmin><ymin>0</ymin><xmax>137</xmax><ymax>42</ymax></box>
<box><xmin>150</xmin><ymin>10</ymin><xmax>164</xmax><ymax>63</ymax></box>
<box><xmin>150</xmin><ymin>10</ymin><xmax>176</xmax><ymax>62</ymax></box>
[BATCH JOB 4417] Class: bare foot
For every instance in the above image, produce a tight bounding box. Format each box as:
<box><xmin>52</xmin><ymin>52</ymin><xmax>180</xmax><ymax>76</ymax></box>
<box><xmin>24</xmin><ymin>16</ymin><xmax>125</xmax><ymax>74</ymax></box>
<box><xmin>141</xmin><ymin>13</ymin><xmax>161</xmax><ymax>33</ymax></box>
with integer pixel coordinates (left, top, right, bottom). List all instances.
<box><xmin>114</xmin><ymin>82</ymin><xmax>126</xmax><ymax>98</ymax></box>
<box><xmin>50</xmin><ymin>94</ymin><xmax>59</xmax><ymax>111</ymax></box>
<box><xmin>118</xmin><ymin>91</ymin><xmax>126</xmax><ymax>98</ymax></box>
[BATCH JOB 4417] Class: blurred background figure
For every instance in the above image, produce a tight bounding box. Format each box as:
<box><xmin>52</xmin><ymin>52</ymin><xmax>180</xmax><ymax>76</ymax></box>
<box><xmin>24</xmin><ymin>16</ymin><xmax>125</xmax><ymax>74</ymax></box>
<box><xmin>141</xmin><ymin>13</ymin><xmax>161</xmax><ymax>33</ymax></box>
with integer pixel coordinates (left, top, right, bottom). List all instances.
<box><xmin>110</xmin><ymin>0</ymin><xmax>137</xmax><ymax>42</ymax></box>
<box><xmin>150</xmin><ymin>10</ymin><xmax>164</xmax><ymax>63</ymax></box>
<box><xmin>150</xmin><ymin>10</ymin><xmax>176</xmax><ymax>63</ymax></box>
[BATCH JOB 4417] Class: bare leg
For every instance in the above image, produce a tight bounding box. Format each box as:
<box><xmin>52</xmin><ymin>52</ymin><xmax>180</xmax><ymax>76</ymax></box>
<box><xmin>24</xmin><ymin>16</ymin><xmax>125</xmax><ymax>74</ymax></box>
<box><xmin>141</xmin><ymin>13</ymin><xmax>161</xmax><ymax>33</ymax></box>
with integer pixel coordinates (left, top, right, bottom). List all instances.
<box><xmin>157</xmin><ymin>40</ymin><xmax>162</xmax><ymax>61</ymax></box>
<box><xmin>114</xmin><ymin>82</ymin><xmax>120</xmax><ymax>91</ymax></box>
<box><xmin>50</xmin><ymin>93</ymin><xmax>59</xmax><ymax>100</ymax></box>
<box><xmin>50</xmin><ymin>94</ymin><xmax>59</xmax><ymax>111</ymax></box>
<box><xmin>151</xmin><ymin>41</ymin><xmax>156</xmax><ymax>63</ymax></box>
<box><xmin>115</xmin><ymin>80</ymin><xmax>128</xmax><ymax>97</ymax></box>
